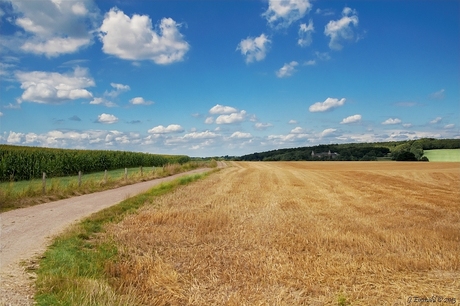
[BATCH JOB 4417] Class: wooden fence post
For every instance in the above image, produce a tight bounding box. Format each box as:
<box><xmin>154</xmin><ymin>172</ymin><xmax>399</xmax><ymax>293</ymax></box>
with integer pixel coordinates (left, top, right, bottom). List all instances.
<box><xmin>42</xmin><ymin>172</ymin><xmax>46</xmax><ymax>195</ymax></box>
<box><xmin>104</xmin><ymin>170</ymin><xmax>107</xmax><ymax>183</ymax></box>
<box><xmin>125</xmin><ymin>168</ymin><xmax>128</xmax><ymax>180</ymax></box>
<box><xmin>140</xmin><ymin>166</ymin><xmax>143</xmax><ymax>176</ymax></box>
<box><xmin>78</xmin><ymin>171</ymin><xmax>82</xmax><ymax>187</ymax></box>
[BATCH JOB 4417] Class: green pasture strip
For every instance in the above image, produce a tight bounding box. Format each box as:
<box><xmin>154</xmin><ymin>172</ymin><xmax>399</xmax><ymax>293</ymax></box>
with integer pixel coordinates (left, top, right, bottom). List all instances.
<box><xmin>423</xmin><ymin>149</ymin><xmax>460</xmax><ymax>162</ymax></box>
<box><xmin>0</xmin><ymin>167</ymin><xmax>152</xmax><ymax>194</ymax></box>
<box><xmin>34</xmin><ymin>170</ymin><xmax>216</xmax><ymax>306</ymax></box>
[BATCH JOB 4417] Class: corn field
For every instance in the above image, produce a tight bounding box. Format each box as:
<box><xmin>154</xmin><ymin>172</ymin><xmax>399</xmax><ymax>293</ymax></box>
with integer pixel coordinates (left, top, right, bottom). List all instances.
<box><xmin>0</xmin><ymin>145</ymin><xmax>190</xmax><ymax>182</ymax></box>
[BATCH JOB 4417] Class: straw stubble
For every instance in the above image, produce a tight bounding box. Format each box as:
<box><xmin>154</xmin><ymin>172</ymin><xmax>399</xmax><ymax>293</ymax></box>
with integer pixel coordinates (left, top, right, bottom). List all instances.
<box><xmin>105</xmin><ymin>162</ymin><xmax>460</xmax><ymax>305</ymax></box>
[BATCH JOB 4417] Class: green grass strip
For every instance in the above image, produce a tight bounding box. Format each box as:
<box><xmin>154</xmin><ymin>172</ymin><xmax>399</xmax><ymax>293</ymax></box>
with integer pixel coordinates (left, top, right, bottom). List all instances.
<box><xmin>34</xmin><ymin>171</ymin><xmax>214</xmax><ymax>306</ymax></box>
<box><xmin>1</xmin><ymin>161</ymin><xmax>216</xmax><ymax>212</ymax></box>
<box><xmin>422</xmin><ymin>149</ymin><xmax>460</xmax><ymax>162</ymax></box>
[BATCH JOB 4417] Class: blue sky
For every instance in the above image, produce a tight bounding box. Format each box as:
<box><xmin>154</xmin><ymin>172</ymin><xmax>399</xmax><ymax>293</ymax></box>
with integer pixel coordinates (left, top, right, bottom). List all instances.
<box><xmin>0</xmin><ymin>0</ymin><xmax>458</xmax><ymax>157</ymax></box>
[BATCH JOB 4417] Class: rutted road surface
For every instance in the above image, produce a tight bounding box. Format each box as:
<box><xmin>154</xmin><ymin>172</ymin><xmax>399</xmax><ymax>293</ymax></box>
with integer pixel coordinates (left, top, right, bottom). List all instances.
<box><xmin>0</xmin><ymin>167</ymin><xmax>219</xmax><ymax>306</ymax></box>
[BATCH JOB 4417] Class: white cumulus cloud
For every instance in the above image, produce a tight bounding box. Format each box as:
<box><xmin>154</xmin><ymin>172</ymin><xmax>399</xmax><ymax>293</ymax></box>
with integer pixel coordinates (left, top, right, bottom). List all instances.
<box><xmin>321</xmin><ymin>128</ymin><xmax>337</xmax><ymax>137</ymax></box>
<box><xmin>230</xmin><ymin>131</ymin><xmax>252</xmax><ymax>139</ymax></box>
<box><xmin>7</xmin><ymin>131</ymin><xmax>24</xmax><ymax>143</ymax></box>
<box><xmin>268</xmin><ymin>134</ymin><xmax>296</xmax><ymax>142</ymax></box>
<box><xmin>90</xmin><ymin>82</ymin><xmax>131</xmax><ymax>107</ymax></box>
<box><xmin>382</xmin><ymin>118</ymin><xmax>401</xmax><ymax>125</ymax></box>
<box><xmin>209</xmin><ymin>104</ymin><xmax>238</xmax><ymax>115</ymax></box>
<box><xmin>183</xmin><ymin>131</ymin><xmax>218</xmax><ymax>139</ymax></box>
<box><xmin>309</xmin><ymin>97</ymin><xmax>346</xmax><ymax>112</ymax></box>
<box><xmin>4</xmin><ymin>129</ymin><xmax>144</xmax><ymax>148</ymax></box>
<box><xmin>130</xmin><ymin>97</ymin><xmax>154</xmax><ymax>105</ymax></box>
<box><xmin>110</xmin><ymin>83</ymin><xmax>129</xmax><ymax>91</ymax></box>
<box><xmin>298</xmin><ymin>20</ymin><xmax>314</xmax><ymax>47</ymax></box>
<box><xmin>71</xmin><ymin>2</ymin><xmax>88</xmax><ymax>15</ymax></box>
<box><xmin>9</xmin><ymin>0</ymin><xmax>97</xmax><ymax>57</ymax></box>
<box><xmin>444</xmin><ymin>124</ymin><xmax>455</xmax><ymax>129</ymax></box>
<box><xmin>429</xmin><ymin>117</ymin><xmax>442</xmax><ymax>124</ymax></box>
<box><xmin>315</xmin><ymin>51</ymin><xmax>331</xmax><ymax>61</ymax></box>
<box><xmin>105</xmin><ymin>83</ymin><xmax>130</xmax><ymax>98</ymax></box>
<box><xmin>276</xmin><ymin>61</ymin><xmax>298</xmax><ymax>78</ymax></box>
<box><xmin>237</xmin><ymin>34</ymin><xmax>271</xmax><ymax>64</ymax></box>
<box><xmin>254</xmin><ymin>122</ymin><xmax>273</xmax><ymax>130</ymax></box>
<box><xmin>315</xmin><ymin>8</ymin><xmax>335</xmax><ymax>16</ymax></box>
<box><xmin>21</xmin><ymin>37</ymin><xmax>91</xmax><ymax>58</ymax></box>
<box><xmin>263</xmin><ymin>0</ymin><xmax>312</xmax><ymax>28</ymax></box>
<box><xmin>215</xmin><ymin>110</ymin><xmax>247</xmax><ymax>124</ymax></box>
<box><xmin>90</xmin><ymin>97</ymin><xmax>117</xmax><ymax>107</ymax></box>
<box><xmin>430</xmin><ymin>89</ymin><xmax>445</xmax><ymax>100</ymax></box>
<box><xmin>340</xmin><ymin>114</ymin><xmax>362</xmax><ymax>124</ymax></box>
<box><xmin>15</xmin><ymin>67</ymin><xmax>94</xmax><ymax>104</ymax></box>
<box><xmin>97</xmin><ymin>113</ymin><xmax>118</xmax><ymax>124</ymax></box>
<box><xmin>148</xmin><ymin>124</ymin><xmax>184</xmax><ymax>134</ymax></box>
<box><xmin>290</xmin><ymin>127</ymin><xmax>305</xmax><ymax>134</ymax></box>
<box><xmin>324</xmin><ymin>7</ymin><xmax>359</xmax><ymax>50</ymax></box>
<box><xmin>99</xmin><ymin>8</ymin><xmax>190</xmax><ymax>64</ymax></box>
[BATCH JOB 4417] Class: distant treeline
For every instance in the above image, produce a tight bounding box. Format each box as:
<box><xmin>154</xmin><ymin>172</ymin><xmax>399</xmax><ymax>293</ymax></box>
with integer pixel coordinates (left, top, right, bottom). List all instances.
<box><xmin>231</xmin><ymin>138</ymin><xmax>460</xmax><ymax>162</ymax></box>
<box><xmin>0</xmin><ymin>145</ymin><xmax>190</xmax><ymax>182</ymax></box>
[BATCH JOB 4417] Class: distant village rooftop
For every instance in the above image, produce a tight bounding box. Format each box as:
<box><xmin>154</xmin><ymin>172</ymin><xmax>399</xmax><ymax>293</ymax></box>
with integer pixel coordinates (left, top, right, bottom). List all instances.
<box><xmin>311</xmin><ymin>150</ymin><xmax>339</xmax><ymax>159</ymax></box>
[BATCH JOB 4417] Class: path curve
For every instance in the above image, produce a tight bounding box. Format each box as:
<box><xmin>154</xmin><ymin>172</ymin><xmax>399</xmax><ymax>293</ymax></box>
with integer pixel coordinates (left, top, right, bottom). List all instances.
<box><xmin>0</xmin><ymin>167</ymin><xmax>215</xmax><ymax>306</ymax></box>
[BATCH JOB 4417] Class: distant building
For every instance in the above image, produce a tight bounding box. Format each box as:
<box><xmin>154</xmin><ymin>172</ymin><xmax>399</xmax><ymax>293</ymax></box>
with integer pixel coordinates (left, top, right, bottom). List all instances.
<box><xmin>311</xmin><ymin>150</ymin><xmax>339</xmax><ymax>159</ymax></box>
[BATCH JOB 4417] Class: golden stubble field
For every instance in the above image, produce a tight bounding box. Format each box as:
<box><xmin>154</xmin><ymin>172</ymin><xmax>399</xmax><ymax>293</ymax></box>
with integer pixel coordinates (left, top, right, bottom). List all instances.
<box><xmin>104</xmin><ymin>162</ymin><xmax>460</xmax><ymax>305</ymax></box>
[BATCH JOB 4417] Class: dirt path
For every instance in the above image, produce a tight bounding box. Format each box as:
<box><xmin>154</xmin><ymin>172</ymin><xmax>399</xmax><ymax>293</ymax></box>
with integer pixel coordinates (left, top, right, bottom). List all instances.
<box><xmin>0</xmin><ymin>167</ymin><xmax>215</xmax><ymax>306</ymax></box>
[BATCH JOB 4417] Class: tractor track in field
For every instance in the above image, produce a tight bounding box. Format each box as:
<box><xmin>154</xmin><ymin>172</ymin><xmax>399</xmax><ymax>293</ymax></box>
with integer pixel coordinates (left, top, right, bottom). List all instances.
<box><xmin>0</xmin><ymin>166</ymin><xmax>223</xmax><ymax>306</ymax></box>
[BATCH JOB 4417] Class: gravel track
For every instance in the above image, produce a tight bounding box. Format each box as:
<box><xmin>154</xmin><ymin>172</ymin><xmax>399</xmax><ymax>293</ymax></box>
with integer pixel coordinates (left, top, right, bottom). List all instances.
<box><xmin>0</xmin><ymin>167</ymin><xmax>214</xmax><ymax>306</ymax></box>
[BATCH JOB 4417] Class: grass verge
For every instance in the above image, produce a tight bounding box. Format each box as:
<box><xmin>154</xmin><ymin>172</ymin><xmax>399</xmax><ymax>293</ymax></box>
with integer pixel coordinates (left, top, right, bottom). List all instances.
<box><xmin>34</xmin><ymin>171</ymin><xmax>215</xmax><ymax>306</ymax></box>
<box><xmin>0</xmin><ymin>161</ymin><xmax>216</xmax><ymax>212</ymax></box>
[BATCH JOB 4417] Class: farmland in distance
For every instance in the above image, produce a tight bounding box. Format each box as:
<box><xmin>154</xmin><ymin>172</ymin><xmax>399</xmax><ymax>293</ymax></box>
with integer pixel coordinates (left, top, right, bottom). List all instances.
<box><xmin>104</xmin><ymin>162</ymin><xmax>460</xmax><ymax>305</ymax></box>
<box><xmin>423</xmin><ymin>149</ymin><xmax>460</xmax><ymax>162</ymax></box>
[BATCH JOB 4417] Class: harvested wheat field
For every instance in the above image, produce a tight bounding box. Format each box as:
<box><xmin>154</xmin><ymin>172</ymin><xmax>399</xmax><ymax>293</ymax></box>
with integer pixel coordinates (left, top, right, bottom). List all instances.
<box><xmin>105</xmin><ymin>162</ymin><xmax>460</xmax><ymax>305</ymax></box>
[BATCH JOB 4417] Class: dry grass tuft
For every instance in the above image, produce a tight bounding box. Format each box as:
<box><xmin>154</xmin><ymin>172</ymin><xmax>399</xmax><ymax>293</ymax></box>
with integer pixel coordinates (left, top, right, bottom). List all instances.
<box><xmin>104</xmin><ymin>162</ymin><xmax>460</xmax><ymax>305</ymax></box>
